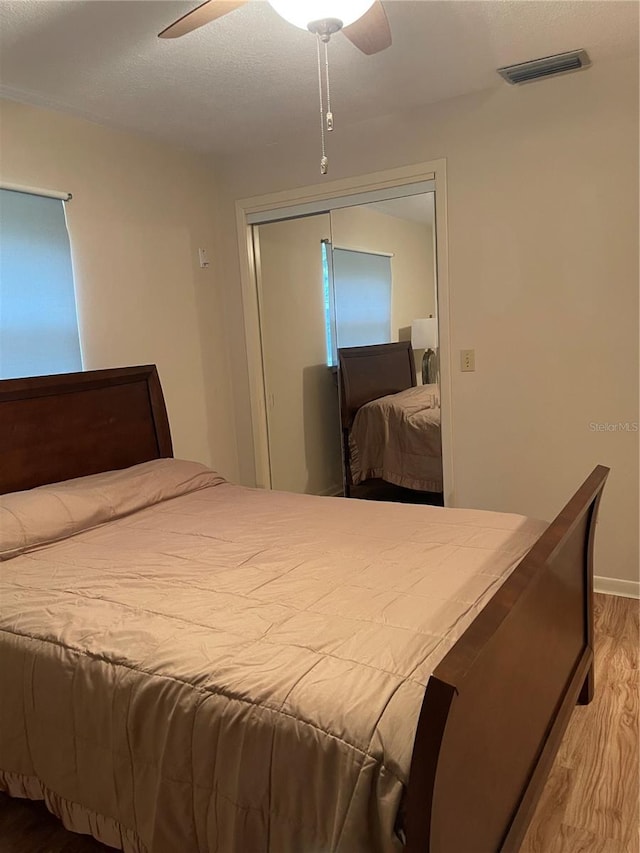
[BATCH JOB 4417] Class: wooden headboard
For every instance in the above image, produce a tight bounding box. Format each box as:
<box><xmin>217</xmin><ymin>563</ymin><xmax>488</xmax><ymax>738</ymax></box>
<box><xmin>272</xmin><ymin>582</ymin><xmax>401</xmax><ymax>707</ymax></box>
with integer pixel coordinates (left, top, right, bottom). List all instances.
<box><xmin>0</xmin><ymin>365</ymin><xmax>173</xmax><ymax>495</ymax></box>
<box><xmin>338</xmin><ymin>341</ymin><xmax>416</xmax><ymax>428</ymax></box>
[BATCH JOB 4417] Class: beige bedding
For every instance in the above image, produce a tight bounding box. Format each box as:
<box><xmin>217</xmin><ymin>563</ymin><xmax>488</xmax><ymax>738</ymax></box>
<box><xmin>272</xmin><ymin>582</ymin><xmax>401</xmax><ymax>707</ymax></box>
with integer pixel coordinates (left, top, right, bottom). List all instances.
<box><xmin>0</xmin><ymin>460</ymin><xmax>546</xmax><ymax>853</ymax></box>
<box><xmin>349</xmin><ymin>385</ymin><xmax>444</xmax><ymax>492</ymax></box>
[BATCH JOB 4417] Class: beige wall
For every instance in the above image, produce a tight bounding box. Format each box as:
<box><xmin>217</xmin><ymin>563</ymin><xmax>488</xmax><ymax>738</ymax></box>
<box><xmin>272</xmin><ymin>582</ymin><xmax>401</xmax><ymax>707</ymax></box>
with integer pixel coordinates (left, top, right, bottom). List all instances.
<box><xmin>331</xmin><ymin>204</ymin><xmax>436</xmax><ymax>345</ymax></box>
<box><xmin>0</xmin><ymin>99</ymin><xmax>238</xmax><ymax>480</ymax></box>
<box><xmin>215</xmin><ymin>54</ymin><xmax>639</xmax><ymax>587</ymax></box>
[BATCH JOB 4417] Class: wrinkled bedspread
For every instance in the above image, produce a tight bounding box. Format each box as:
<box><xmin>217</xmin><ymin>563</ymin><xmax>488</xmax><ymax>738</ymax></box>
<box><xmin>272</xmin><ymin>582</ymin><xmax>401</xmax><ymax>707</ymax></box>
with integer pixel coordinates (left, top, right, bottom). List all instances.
<box><xmin>0</xmin><ymin>460</ymin><xmax>546</xmax><ymax>853</ymax></box>
<box><xmin>349</xmin><ymin>385</ymin><xmax>443</xmax><ymax>492</ymax></box>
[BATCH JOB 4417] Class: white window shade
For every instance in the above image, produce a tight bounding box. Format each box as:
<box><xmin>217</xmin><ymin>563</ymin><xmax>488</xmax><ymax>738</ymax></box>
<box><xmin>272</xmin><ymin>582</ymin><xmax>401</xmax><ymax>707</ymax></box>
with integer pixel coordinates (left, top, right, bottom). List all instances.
<box><xmin>332</xmin><ymin>248</ymin><xmax>392</xmax><ymax>355</ymax></box>
<box><xmin>0</xmin><ymin>189</ymin><xmax>82</xmax><ymax>379</ymax></box>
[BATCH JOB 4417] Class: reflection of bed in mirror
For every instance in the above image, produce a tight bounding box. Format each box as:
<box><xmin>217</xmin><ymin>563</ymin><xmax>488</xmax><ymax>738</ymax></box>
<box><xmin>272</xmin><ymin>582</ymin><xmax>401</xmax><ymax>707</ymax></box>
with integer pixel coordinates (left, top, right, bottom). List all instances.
<box><xmin>338</xmin><ymin>341</ymin><xmax>443</xmax><ymax>500</ymax></box>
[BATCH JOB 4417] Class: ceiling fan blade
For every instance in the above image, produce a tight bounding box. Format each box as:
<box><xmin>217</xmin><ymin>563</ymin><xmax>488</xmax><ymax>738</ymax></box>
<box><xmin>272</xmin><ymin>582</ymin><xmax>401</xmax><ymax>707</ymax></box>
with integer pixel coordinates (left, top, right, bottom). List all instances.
<box><xmin>159</xmin><ymin>0</ymin><xmax>248</xmax><ymax>39</ymax></box>
<box><xmin>342</xmin><ymin>1</ymin><xmax>391</xmax><ymax>55</ymax></box>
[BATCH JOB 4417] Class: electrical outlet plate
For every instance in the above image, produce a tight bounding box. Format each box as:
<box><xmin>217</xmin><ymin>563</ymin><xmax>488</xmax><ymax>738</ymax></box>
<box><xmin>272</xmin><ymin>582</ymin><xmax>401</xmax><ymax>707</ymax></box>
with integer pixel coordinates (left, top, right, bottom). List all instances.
<box><xmin>460</xmin><ymin>349</ymin><xmax>475</xmax><ymax>372</ymax></box>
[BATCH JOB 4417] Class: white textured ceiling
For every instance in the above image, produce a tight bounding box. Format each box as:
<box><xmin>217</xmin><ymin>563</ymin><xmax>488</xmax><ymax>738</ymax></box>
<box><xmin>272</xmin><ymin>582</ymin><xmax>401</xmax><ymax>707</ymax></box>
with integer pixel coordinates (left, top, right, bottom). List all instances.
<box><xmin>0</xmin><ymin>0</ymin><xmax>637</xmax><ymax>154</ymax></box>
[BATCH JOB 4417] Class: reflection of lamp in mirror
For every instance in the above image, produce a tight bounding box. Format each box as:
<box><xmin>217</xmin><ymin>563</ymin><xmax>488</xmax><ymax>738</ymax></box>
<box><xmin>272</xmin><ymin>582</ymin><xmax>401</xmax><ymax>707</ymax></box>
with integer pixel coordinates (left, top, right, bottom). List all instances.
<box><xmin>411</xmin><ymin>316</ymin><xmax>439</xmax><ymax>385</ymax></box>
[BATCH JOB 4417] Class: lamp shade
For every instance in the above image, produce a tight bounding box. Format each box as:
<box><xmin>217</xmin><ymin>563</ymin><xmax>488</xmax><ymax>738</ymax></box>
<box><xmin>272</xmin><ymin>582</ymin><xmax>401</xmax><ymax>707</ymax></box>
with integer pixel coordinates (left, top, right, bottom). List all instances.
<box><xmin>268</xmin><ymin>0</ymin><xmax>375</xmax><ymax>30</ymax></box>
<box><xmin>411</xmin><ymin>317</ymin><xmax>438</xmax><ymax>350</ymax></box>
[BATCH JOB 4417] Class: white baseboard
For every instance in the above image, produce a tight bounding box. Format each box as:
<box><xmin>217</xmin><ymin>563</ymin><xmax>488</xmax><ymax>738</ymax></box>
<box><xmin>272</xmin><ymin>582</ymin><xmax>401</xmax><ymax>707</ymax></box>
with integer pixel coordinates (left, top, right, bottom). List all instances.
<box><xmin>594</xmin><ymin>575</ymin><xmax>640</xmax><ymax>600</ymax></box>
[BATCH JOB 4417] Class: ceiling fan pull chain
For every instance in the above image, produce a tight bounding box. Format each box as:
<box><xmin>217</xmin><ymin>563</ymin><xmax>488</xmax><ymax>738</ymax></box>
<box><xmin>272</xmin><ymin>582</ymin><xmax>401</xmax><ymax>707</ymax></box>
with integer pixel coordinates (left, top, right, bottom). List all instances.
<box><xmin>316</xmin><ymin>34</ymin><xmax>328</xmax><ymax>175</ymax></box>
<box><xmin>324</xmin><ymin>40</ymin><xmax>333</xmax><ymax>132</ymax></box>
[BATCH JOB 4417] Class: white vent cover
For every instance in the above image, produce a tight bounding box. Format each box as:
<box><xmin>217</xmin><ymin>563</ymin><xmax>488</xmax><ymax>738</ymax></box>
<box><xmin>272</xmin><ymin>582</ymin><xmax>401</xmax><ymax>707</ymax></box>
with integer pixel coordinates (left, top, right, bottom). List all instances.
<box><xmin>498</xmin><ymin>50</ymin><xmax>591</xmax><ymax>85</ymax></box>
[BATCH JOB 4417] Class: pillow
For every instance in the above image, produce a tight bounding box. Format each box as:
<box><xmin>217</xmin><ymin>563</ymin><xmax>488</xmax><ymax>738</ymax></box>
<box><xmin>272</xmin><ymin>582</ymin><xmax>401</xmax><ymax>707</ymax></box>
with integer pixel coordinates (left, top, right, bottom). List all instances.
<box><xmin>0</xmin><ymin>459</ymin><xmax>225</xmax><ymax>561</ymax></box>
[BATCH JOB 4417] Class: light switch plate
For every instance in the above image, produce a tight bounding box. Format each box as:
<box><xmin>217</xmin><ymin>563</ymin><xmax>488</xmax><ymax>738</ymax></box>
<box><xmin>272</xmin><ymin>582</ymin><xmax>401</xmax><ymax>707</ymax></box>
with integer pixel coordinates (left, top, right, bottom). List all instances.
<box><xmin>460</xmin><ymin>349</ymin><xmax>475</xmax><ymax>372</ymax></box>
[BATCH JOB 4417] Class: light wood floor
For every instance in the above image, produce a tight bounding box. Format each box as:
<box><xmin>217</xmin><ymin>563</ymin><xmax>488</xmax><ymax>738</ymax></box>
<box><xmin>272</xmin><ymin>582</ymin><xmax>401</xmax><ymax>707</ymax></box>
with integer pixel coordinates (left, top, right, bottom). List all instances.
<box><xmin>521</xmin><ymin>592</ymin><xmax>639</xmax><ymax>853</ymax></box>
<box><xmin>0</xmin><ymin>593</ymin><xmax>637</xmax><ymax>853</ymax></box>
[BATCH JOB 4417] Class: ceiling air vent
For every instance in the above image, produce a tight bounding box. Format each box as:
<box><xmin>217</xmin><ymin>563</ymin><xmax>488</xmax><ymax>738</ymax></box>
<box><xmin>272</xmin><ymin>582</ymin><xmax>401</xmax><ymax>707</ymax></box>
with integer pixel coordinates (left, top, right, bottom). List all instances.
<box><xmin>498</xmin><ymin>50</ymin><xmax>591</xmax><ymax>85</ymax></box>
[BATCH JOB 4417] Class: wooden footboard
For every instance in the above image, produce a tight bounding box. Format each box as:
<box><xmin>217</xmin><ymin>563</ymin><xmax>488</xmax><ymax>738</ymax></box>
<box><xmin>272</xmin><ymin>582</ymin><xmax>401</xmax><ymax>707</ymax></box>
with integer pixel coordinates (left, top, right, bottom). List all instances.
<box><xmin>405</xmin><ymin>466</ymin><xmax>609</xmax><ymax>853</ymax></box>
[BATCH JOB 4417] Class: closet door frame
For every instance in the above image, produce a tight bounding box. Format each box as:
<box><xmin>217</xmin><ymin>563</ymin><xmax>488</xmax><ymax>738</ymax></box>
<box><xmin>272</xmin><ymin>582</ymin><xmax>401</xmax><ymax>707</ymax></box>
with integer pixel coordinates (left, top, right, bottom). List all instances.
<box><xmin>235</xmin><ymin>159</ymin><xmax>455</xmax><ymax>506</ymax></box>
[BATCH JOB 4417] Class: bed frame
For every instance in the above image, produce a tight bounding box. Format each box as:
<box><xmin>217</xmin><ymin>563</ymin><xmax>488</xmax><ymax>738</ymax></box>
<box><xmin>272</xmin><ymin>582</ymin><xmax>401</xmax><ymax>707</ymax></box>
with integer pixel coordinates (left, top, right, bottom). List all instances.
<box><xmin>338</xmin><ymin>341</ymin><xmax>417</xmax><ymax>497</ymax></box>
<box><xmin>0</xmin><ymin>366</ymin><xmax>609</xmax><ymax>853</ymax></box>
<box><xmin>0</xmin><ymin>365</ymin><xmax>172</xmax><ymax>494</ymax></box>
<box><xmin>338</xmin><ymin>341</ymin><xmax>416</xmax><ymax>428</ymax></box>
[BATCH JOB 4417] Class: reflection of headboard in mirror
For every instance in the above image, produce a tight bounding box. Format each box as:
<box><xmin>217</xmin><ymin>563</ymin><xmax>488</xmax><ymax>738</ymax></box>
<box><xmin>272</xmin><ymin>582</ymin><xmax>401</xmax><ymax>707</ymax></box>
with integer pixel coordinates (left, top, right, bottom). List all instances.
<box><xmin>0</xmin><ymin>365</ymin><xmax>173</xmax><ymax>495</ymax></box>
<box><xmin>338</xmin><ymin>341</ymin><xmax>416</xmax><ymax>428</ymax></box>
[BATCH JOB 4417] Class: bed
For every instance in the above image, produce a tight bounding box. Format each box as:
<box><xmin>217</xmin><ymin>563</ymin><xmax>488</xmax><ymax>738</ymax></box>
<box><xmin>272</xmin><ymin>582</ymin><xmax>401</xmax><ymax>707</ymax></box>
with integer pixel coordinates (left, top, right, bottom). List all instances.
<box><xmin>0</xmin><ymin>365</ymin><xmax>608</xmax><ymax>853</ymax></box>
<box><xmin>338</xmin><ymin>342</ymin><xmax>443</xmax><ymax>497</ymax></box>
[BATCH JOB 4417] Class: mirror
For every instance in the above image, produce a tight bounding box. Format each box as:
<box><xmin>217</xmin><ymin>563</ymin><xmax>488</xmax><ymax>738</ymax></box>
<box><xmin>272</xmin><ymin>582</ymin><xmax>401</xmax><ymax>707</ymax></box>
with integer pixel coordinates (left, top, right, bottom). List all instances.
<box><xmin>254</xmin><ymin>191</ymin><xmax>442</xmax><ymax>504</ymax></box>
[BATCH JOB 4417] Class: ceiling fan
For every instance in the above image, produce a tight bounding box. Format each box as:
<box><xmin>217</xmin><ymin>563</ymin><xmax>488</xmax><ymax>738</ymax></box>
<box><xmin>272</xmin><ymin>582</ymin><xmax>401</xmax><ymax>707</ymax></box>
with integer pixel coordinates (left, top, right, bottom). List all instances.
<box><xmin>159</xmin><ymin>1</ymin><xmax>392</xmax><ymax>175</ymax></box>
<box><xmin>159</xmin><ymin>0</ymin><xmax>392</xmax><ymax>56</ymax></box>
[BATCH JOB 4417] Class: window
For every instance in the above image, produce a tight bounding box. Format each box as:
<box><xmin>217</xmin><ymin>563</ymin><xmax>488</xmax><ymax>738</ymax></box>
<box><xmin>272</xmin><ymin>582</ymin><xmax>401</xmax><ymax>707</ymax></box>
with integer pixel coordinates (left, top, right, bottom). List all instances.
<box><xmin>321</xmin><ymin>240</ymin><xmax>336</xmax><ymax>367</ymax></box>
<box><xmin>0</xmin><ymin>189</ymin><xmax>82</xmax><ymax>379</ymax></box>
<box><xmin>323</xmin><ymin>246</ymin><xmax>392</xmax><ymax>366</ymax></box>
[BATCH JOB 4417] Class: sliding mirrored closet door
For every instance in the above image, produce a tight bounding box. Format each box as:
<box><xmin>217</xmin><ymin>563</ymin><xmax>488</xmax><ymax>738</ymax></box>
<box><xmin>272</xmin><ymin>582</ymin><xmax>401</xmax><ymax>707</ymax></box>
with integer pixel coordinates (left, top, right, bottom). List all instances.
<box><xmin>253</xmin><ymin>190</ymin><xmax>442</xmax><ymax>503</ymax></box>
